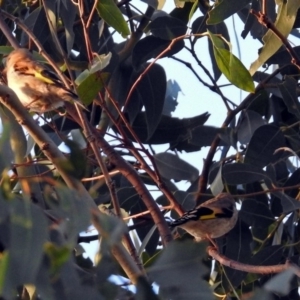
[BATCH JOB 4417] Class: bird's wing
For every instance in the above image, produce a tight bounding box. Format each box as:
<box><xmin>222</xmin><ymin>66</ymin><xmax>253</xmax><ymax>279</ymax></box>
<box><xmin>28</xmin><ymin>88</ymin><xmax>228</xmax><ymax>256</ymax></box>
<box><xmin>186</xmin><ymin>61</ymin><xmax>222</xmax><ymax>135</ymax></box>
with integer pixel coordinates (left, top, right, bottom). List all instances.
<box><xmin>14</xmin><ymin>60</ymin><xmax>78</xmax><ymax>98</ymax></box>
<box><xmin>170</xmin><ymin>205</ymin><xmax>234</xmax><ymax>227</ymax></box>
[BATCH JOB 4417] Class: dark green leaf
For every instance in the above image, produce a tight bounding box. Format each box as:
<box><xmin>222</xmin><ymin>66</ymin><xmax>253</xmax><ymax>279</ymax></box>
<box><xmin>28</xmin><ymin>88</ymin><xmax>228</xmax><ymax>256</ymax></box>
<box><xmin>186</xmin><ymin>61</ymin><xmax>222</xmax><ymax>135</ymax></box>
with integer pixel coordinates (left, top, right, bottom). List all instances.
<box><xmin>23</xmin><ymin>7</ymin><xmax>50</xmax><ymax>47</ymax></box>
<box><xmin>136</xmin><ymin>276</ymin><xmax>159</xmax><ymax>300</ymax></box>
<box><xmin>192</xmin><ymin>17</ymin><xmax>230</xmax><ymax>81</ymax></box>
<box><xmin>154</xmin><ymin>152</ymin><xmax>199</xmax><ymax>182</ymax></box>
<box><xmin>132</xmin><ymin>36</ymin><xmax>184</xmax><ymax>70</ymax></box>
<box><xmin>131</xmin><ymin>201</ymin><xmax>159</xmax><ymax>256</ymax></box>
<box><xmin>244</xmin><ymin>125</ymin><xmax>286</xmax><ymax>168</ymax></box>
<box><xmin>264</xmin><ymin>269</ymin><xmax>295</xmax><ymax>296</ymax></box>
<box><xmin>222</xmin><ymin>163</ymin><xmax>271</xmax><ymax>185</ymax></box>
<box><xmin>208</xmin><ymin>31</ymin><xmax>255</xmax><ymax>92</ymax></box>
<box><xmin>170</xmin><ymin>2</ymin><xmax>195</xmax><ymax>24</ymax></box>
<box><xmin>148</xmin><ymin>241</ymin><xmax>213</xmax><ymax>300</ymax></box>
<box><xmin>96</xmin><ymin>0</ymin><xmax>130</xmax><ymax>37</ymax></box>
<box><xmin>266</xmin><ymin>45</ymin><xmax>300</xmax><ymax>65</ymax></box>
<box><xmin>279</xmin><ymin>76</ymin><xmax>300</xmax><ymax>119</ymax></box>
<box><xmin>237</xmin><ymin>110</ymin><xmax>266</xmax><ymax>144</ymax></box>
<box><xmin>77</xmin><ymin>72</ymin><xmax>109</xmax><ymax>105</ymax></box>
<box><xmin>4</xmin><ymin>200</ymin><xmax>47</xmax><ymax>294</ymax></box>
<box><xmin>131</xmin><ymin>64</ymin><xmax>166</xmax><ymax>139</ymax></box>
<box><xmin>117</xmin><ymin>112</ymin><xmax>210</xmax><ymax>145</ymax></box>
<box><xmin>189</xmin><ymin>125</ymin><xmax>231</xmax><ymax>147</ymax></box>
<box><xmin>60</xmin><ymin>0</ymin><xmax>77</xmax><ymax>54</ymax></box>
<box><xmin>207</xmin><ymin>0</ymin><xmax>252</xmax><ymax>24</ymax></box>
<box><xmin>240</xmin><ymin>199</ymin><xmax>274</xmax><ymax>228</ymax></box>
<box><xmin>45</xmin><ymin>186</ymin><xmax>91</xmax><ymax>243</ymax></box>
<box><xmin>149</xmin><ymin>16</ymin><xmax>187</xmax><ymax>40</ymax></box>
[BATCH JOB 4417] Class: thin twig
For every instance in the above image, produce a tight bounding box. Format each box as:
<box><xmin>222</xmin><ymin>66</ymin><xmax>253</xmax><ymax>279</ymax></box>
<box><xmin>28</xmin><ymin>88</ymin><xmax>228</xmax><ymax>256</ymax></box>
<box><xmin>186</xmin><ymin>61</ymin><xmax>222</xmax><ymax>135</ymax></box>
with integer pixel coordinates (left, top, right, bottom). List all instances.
<box><xmin>250</xmin><ymin>9</ymin><xmax>300</xmax><ymax>69</ymax></box>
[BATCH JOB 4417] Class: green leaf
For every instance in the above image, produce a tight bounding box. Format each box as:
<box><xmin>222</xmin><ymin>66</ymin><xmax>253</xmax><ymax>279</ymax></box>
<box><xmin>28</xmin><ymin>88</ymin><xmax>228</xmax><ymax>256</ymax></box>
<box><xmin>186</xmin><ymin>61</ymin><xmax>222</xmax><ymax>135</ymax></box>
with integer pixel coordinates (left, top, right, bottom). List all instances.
<box><xmin>44</xmin><ymin>243</ymin><xmax>71</xmax><ymax>275</ymax></box>
<box><xmin>250</xmin><ymin>0</ymin><xmax>300</xmax><ymax>75</ymax></box>
<box><xmin>208</xmin><ymin>30</ymin><xmax>255</xmax><ymax>92</ymax></box>
<box><xmin>96</xmin><ymin>0</ymin><xmax>130</xmax><ymax>37</ymax></box>
<box><xmin>154</xmin><ymin>152</ymin><xmax>199</xmax><ymax>182</ymax></box>
<box><xmin>0</xmin><ymin>252</ymin><xmax>9</xmax><ymax>294</ymax></box>
<box><xmin>244</xmin><ymin>124</ymin><xmax>286</xmax><ymax>168</ymax></box>
<box><xmin>207</xmin><ymin>0</ymin><xmax>251</xmax><ymax>24</ymax></box>
<box><xmin>279</xmin><ymin>76</ymin><xmax>300</xmax><ymax>119</ymax></box>
<box><xmin>148</xmin><ymin>241</ymin><xmax>213</xmax><ymax>300</ymax></box>
<box><xmin>264</xmin><ymin>269</ymin><xmax>295</xmax><ymax>296</ymax></box>
<box><xmin>77</xmin><ymin>72</ymin><xmax>109</xmax><ymax>105</ymax></box>
<box><xmin>0</xmin><ymin>199</ymin><xmax>48</xmax><ymax>297</ymax></box>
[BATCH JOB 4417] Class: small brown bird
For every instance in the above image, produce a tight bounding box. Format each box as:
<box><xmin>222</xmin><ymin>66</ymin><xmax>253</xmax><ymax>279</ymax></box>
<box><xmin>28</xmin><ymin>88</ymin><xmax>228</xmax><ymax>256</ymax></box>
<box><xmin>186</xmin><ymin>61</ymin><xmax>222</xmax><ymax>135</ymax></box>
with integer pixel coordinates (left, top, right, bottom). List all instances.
<box><xmin>170</xmin><ymin>193</ymin><xmax>238</xmax><ymax>242</ymax></box>
<box><xmin>5</xmin><ymin>48</ymin><xmax>86</xmax><ymax>113</ymax></box>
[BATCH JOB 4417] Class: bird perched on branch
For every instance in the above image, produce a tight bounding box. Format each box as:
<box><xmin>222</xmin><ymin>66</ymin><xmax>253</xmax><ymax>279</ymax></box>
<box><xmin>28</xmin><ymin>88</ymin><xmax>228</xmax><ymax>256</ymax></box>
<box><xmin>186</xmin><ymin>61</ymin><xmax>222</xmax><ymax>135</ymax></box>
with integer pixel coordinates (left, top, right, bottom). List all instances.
<box><xmin>4</xmin><ymin>48</ymin><xmax>86</xmax><ymax>113</ymax></box>
<box><xmin>169</xmin><ymin>193</ymin><xmax>238</xmax><ymax>242</ymax></box>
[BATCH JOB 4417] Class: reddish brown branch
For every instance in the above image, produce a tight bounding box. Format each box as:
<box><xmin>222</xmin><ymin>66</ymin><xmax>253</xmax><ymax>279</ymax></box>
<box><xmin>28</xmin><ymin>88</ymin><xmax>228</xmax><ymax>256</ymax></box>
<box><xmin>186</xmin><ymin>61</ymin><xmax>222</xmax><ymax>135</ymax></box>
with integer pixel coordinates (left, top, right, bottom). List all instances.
<box><xmin>250</xmin><ymin>9</ymin><xmax>300</xmax><ymax>69</ymax></box>
<box><xmin>207</xmin><ymin>246</ymin><xmax>300</xmax><ymax>277</ymax></box>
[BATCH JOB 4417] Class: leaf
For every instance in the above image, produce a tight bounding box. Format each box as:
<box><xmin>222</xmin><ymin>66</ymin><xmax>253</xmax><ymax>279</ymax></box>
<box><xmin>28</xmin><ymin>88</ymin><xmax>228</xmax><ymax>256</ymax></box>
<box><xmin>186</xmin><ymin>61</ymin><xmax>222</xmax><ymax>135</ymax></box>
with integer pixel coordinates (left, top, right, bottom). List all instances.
<box><xmin>240</xmin><ymin>199</ymin><xmax>274</xmax><ymax>228</ymax></box>
<box><xmin>63</xmin><ymin>139</ymin><xmax>87</xmax><ymax>179</ymax></box>
<box><xmin>148</xmin><ymin>16</ymin><xmax>187</xmax><ymax>40</ymax></box>
<box><xmin>271</xmin><ymin>192</ymin><xmax>300</xmax><ymax>213</ymax></box>
<box><xmin>264</xmin><ymin>269</ymin><xmax>295</xmax><ymax>296</ymax></box>
<box><xmin>266</xmin><ymin>45</ymin><xmax>300</xmax><ymax>65</ymax></box>
<box><xmin>118</xmin><ymin>112</ymin><xmax>210</xmax><ymax>146</ymax></box>
<box><xmin>140</xmin><ymin>0</ymin><xmax>158</xmax><ymax>8</ymax></box>
<box><xmin>136</xmin><ymin>276</ymin><xmax>160</xmax><ymax>300</ymax></box>
<box><xmin>148</xmin><ymin>241</ymin><xmax>213</xmax><ymax>300</ymax></box>
<box><xmin>60</xmin><ymin>0</ymin><xmax>77</xmax><ymax>55</ymax></box>
<box><xmin>222</xmin><ymin>163</ymin><xmax>272</xmax><ymax>185</ymax></box>
<box><xmin>23</xmin><ymin>6</ymin><xmax>51</xmax><ymax>47</ymax></box>
<box><xmin>131</xmin><ymin>200</ymin><xmax>159</xmax><ymax>256</ymax></box>
<box><xmin>132</xmin><ymin>36</ymin><xmax>184</xmax><ymax>70</ymax></box>
<box><xmin>96</xmin><ymin>0</ymin><xmax>130</xmax><ymax>37</ymax></box>
<box><xmin>210</xmin><ymin>163</ymin><xmax>224</xmax><ymax>196</ymax></box>
<box><xmin>76</xmin><ymin>72</ymin><xmax>109</xmax><ymax>105</ymax></box>
<box><xmin>43</xmin><ymin>0</ymin><xmax>63</xmax><ymax>55</ymax></box>
<box><xmin>154</xmin><ymin>152</ymin><xmax>199</xmax><ymax>182</ymax></box>
<box><xmin>90</xmin><ymin>52</ymin><xmax>112</xmax><ymax>73</ymax></box>
<box><xmin>208</xmin><ymin>31</ymin><xmax>255</xmax><ymax>92</ymax></box>
<box><xmin>247</xmin><ymin>289</ymin><xmax>273</xmax><ymax>300</ymax></box>
<box><xmin>4</xmin><ymin>200</ymin><xmax>47</xmax><ymax>293</ymax></box>
<box><xmin>192</xmin><ymin>16</ymin><xmax>230</xmax><ymax>81</ymax></box>
<box><xmin>279</xmin><ymin>76</ymin><xmax>300</xmax><ymax>119</ymax></box>
<box><xmin>99</xmin><ymin>65</ymin><xmax>133</xmax><ymax>130</ymax></box>
<box><xmin>0</xmin><ymin>252</ymin><xmax>9</xmax><ymax>294</ymax></box>
<box><xmin>44</xmin><ymin>243</ymin><xmax>70</xmax><ymax>275</ymax></box>
<box><xmin>45</xmin><ymin>186</ymin><xmax>91</xmax><ymax>244</ymax></box>
<box><xmin>244</xmin><ymin>124</ymin><xmax>287</xmax><ymax>168</ymax></box>
<box><xmin>170</xmin><ymin>1</ymin><xmax>195</xmax><ymax>24</ymax></box>
<box><xmin>189</xmin><ymin>125</ymin><xmax>231</xmax><ymax>147</ymax></box>
<box><xmin>132</xmin><ymin>63</ymin><xmax>166</xmax><ymax>139</ymax></box>
<box><xmin>237</xmin><ymin>110</ymin><xmax>266</xmax><ymax>144</ymax></box>
<box><xmin>250</xmin><ymin>0</ymin><xmax>300</xmax><ymax>75</ymax></box>
<box><xmin>207</xmin><ymin>0</ymin><xmax>251</xmax><ymax>24</ymax></box>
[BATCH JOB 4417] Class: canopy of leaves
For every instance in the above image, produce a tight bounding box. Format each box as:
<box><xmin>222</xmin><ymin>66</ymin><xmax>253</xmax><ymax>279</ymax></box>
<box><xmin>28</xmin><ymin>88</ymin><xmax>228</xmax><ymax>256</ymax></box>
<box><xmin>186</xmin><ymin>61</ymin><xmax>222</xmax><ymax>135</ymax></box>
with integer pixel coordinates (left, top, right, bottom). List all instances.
<box><xmin>0</xmin><ymin>0</ymin><xmax>300</xmax><ymax>299</ymax></box>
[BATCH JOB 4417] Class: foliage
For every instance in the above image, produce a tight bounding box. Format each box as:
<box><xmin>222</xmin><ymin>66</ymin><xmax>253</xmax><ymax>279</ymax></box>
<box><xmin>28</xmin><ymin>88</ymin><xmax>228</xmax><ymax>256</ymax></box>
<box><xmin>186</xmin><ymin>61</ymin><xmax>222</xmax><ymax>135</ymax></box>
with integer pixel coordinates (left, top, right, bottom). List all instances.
<box><xmin>0</xmin><ymin>0</ymin><xmax>299</xmax><ymax>299</ymax></box>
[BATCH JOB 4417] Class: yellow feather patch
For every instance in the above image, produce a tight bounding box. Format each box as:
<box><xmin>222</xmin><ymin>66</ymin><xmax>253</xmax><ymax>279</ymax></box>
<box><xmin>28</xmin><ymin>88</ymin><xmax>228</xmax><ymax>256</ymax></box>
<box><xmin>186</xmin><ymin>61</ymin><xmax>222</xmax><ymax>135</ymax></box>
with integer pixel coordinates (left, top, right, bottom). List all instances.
<box><xmin>198</xmin><ymin>207</ymin><xmax>225</xmax><ymax>221</ymax></box>
<box><xmin>34</xmin><ymin>70</ymin><xmax>54</xmax><ymax>84</ymax></box>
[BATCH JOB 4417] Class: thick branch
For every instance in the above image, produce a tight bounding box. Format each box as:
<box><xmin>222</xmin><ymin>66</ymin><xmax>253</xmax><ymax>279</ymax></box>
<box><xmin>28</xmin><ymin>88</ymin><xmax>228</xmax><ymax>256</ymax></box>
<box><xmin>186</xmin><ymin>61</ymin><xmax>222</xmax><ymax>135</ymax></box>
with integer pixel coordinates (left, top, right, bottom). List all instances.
<box><xmin>95</xmin><ymin>132</ymin><xmax>173</xmax><ymax>246</ymax></box>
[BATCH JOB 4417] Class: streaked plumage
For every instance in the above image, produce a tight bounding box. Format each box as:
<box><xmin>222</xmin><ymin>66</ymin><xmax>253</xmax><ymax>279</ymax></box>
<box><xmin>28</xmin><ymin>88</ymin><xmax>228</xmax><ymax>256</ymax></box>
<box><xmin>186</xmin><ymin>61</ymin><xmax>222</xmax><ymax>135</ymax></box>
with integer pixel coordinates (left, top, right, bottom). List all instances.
<box><xmin>170</xmin><ymin>193</ymin><xmax>238</xmax><ymax>241</ymax></box>
<box><xmin>5</xmin><ymin>48</ymin><xmax>86</xmax><ymax>113</ymax></box>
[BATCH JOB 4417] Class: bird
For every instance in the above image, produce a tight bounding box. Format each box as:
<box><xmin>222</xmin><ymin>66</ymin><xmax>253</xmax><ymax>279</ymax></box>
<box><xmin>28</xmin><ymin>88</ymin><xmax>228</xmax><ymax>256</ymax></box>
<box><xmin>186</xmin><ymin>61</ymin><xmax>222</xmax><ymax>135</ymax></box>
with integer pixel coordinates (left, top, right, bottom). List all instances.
<box><xmin>169</xmin><ymin>193</ymin><xmax>238</xmax><ymax>242</ymax></box>
<box><xmin>4</xmin><ymin>48</ymin><xmax>86</xmax><ymax>113</ymax></box>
